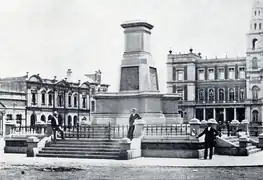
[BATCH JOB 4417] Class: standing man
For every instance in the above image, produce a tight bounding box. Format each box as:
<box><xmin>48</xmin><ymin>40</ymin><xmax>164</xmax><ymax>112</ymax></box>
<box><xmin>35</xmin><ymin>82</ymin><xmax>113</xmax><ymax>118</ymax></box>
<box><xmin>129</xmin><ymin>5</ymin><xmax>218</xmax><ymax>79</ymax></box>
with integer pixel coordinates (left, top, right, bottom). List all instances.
<box><xmin>196</xmin><ymin>120</ymin><xmax>219</xmax><ymax>160</ymax></box>
<box><xmin>51</xmin><ymin>111</ymin><xmax>65</xmax><ymax>142</ymax></box>
<box><xmin>127</xmin><ymin>108</ymin><xmax>141</xmax><ymax>140</ymax></box>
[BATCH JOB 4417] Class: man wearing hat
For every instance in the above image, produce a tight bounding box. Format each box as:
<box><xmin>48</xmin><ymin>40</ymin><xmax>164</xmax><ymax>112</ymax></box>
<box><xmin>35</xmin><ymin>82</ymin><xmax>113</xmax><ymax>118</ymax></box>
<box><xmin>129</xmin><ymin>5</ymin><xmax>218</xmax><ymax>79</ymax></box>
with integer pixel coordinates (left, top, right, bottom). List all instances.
<box><xmin>51</xmin><ymin>111</ymin><xmax>65</xmax><ymax>142</ymax></box>
<box><xmin>127</xmin><ymin>108</ymin><xmax>141</xmax><ymax>140</ymax></box>
<box><xmin>196</xmin><ymin>119</ymin><xmax>219</xmax><ymax>159</ymax></box>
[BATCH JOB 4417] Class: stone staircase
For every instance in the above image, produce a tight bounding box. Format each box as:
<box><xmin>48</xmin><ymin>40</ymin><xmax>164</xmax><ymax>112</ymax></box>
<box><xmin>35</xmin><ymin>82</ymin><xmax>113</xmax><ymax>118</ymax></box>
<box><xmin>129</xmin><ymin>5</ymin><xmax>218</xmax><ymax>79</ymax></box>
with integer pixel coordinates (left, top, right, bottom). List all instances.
<box><xmin>219</xmin><ymin>136</ymin><xmax>261</xmax><ymax>156</ymax></box>
<box><xmin>37</xmin><ymin>138</ymin><xmax>121</xmax><ymax>159</ymax></box>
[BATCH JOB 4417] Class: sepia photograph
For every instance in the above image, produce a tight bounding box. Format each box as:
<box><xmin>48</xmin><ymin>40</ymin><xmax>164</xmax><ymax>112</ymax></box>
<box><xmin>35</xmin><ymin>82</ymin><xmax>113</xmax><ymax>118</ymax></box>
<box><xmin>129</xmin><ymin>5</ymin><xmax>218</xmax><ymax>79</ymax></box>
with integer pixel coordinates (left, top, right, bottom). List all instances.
<box><xmin>0</xmin><ymin>0</ymin><xmax>263</xmax><ymax>179</ymax></box>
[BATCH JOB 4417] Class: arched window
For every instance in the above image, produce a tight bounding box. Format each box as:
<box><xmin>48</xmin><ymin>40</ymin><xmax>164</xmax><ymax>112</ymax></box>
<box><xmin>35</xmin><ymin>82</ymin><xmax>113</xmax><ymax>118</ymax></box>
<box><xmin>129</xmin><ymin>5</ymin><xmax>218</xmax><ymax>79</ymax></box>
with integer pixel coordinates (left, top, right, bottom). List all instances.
<box><xmin>252</xmin><ymin>86</ymin><xmax>259</xmax><ymax>99</ymax></box>
<box><xmin>208</xmin><ymin>89</ymin><xmax>214</xmax><ymax>101</ymax></box>
<box><xmin>30</xmin><ymin>114</ymin><xmax>37</xmax><ymax>126</ymax></box>
<box><xmin>199</xmin><ymin>89</ymin><xmax>205</xmax><ymax>101</ymax></box>
<box><xmin>48</xmin><ymin>115</ymin><xmax>53</xmax><ymax>121</ymax></box>
<box><xmin>252</xmin><ymin>57</ymin><xmax>258</xmax><ymax>69</ymax></box>
<box><xmin>31</xmin><ymin>90</ymin><xmax>37</xmax><ymax>105</ymax></box>
<box><xmin>58</xmin><ymin>114</ymin><xmax>63</xmax><ymax>126</ymax></box>
<box><xmin>229</xmin><ymin>88</ymin><xmax>235</xmax><ymax>101</ymax></box>
<box><xmin>41</xmin><ymin>90</ymin><xmax>46</xmax><ymax>105</ymax></box>
<box><xmin>73</xmin><ymin>115</ymin><xmax>78</xmax><ymax>127</ymax></box>
<box><xmin>254</xmin><ymin>23</ymin><xmax>257</xmax><ymax>30</ymax></box>
<box><xmin>40</xmin><ymin>115</ymin><xmax>46</xmax><ymax>122</ymax></box>
<box><xmin>252</xmin><ymin>110</ymin><xmax>259</xmax><ymax>122</ymax></box>
<box><xmin>240</xmin><ymin>88</ymin><xmax>245</xmax><ymax>100</ymax></box>
<box><xmin>260</xmin><ymin>23</ymin><xmax>262</xmax><ymax>30</ymax></box>
<box><xmin>219</xmin><ymin>89</ymin><xmax>224</xmax><ymax>101</ymax></box>
<box><xmin>252</xmin><ymin>39</ymin><xmax>258</xmax><ymax>50</ymax></box>
<box><xmin>68</xmin><ymin>93</ymin><xmax>72</xmax><ymax>107</ymax></box>
<box><xmin>255</xmin><ymin>11</ymin><xmax>257</xmax><ymax>16</ymax></box>
<box><xmin>259</xmin><ymin>10</ymin><xmax>261</xmax><ymax>16</ymax></box>
<box><xmin>48</xmin><ymin>91</ymin><xmax>53</xmax><ymax>106</ymax></box>
<box><xmin>68</xmin><ymin>115</ymin><xmax>72</xmax><ymax>127</ymax></box>
<box><xmin>74</xmin><ymin>94</ymin><xmax>78</xmax><ymax>107</ymax></box>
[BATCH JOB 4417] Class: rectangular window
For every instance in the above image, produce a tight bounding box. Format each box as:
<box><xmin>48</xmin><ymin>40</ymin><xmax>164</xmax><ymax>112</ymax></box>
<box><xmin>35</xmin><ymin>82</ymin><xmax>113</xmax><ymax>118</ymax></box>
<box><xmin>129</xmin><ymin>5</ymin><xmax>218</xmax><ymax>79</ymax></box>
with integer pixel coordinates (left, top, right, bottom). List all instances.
<box><xmin>57</xmin><ymin>94</ymin><xmax>64</xmax><ymax>107</ymax></box>
<box><xmin>177</xmin><ymin>89</ymin><xmax>184</xmax><ymax>100</ymax></box>
<box><xmin>91</xmin><ymin>101</ymin><xmax>95</xmax><ymax>112</ymax></box>
<box><xmin>6</xmin><ymin>114</ymin><xmax>12</xmax><ymax>120</ymax></box>
<box><xmin>218</xmin><ymin>68</ymin><xmax>225</xmax><ymax>80</ymax></box>
<box><xmin>239</xmin><ymin>67</ymin><xmax>245</xmax><ymax>79</ymax></box>
<box><xmin>176</xmin><ymin>70</ymin><xmax>184</xmax><ymax>81</ymax></box>
<box><xmin>228</xmin><ymin>68</ymin><xmax>235</xmax><ymax>79</ymax></box>
<box><xmin>208</xmin><ymin>69</ymin><xmax>214</xmax><ymax>80</ymax></box>
<box><xmin>198</xmin><ymin>69</ymin><xmax>205</xmax><ymax>80</ymax></box>
<box><xmin>172</xmin><ymin>86</ymin><xmax>176</xmax><ymax>93</ymax></box>
<box><xmin>240</xmin><ymin>89</ymin><xmax>245</xmax><ymax>100</ymax></box>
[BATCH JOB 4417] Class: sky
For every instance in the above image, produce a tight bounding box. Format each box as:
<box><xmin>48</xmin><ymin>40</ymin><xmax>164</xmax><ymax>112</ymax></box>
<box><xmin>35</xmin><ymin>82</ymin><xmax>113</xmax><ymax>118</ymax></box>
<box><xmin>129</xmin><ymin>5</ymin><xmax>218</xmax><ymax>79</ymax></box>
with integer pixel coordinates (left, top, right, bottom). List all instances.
<box><xmin>0</xmin><ymin>0</ymin><xmax>254</xmax><ymax>92</ymax></box>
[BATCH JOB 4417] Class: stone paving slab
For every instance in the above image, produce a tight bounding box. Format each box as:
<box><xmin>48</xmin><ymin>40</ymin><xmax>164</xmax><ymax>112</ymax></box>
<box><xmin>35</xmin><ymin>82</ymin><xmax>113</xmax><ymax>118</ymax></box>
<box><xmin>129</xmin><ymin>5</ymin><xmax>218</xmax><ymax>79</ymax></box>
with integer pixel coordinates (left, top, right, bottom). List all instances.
<box><xmin>1</xmin><ymin>150</ymin><xmax>263</xmax><ymax>168</ymax></box>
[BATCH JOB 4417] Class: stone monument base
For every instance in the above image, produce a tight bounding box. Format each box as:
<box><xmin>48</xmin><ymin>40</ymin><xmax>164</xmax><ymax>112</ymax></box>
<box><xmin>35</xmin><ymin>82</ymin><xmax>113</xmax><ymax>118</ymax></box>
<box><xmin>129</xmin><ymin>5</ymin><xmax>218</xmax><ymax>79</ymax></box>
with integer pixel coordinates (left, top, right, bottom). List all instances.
<box><xmin>92</xmin><ymin>91</ymin><xmax>181</xmax><ymax>125</ymax></box>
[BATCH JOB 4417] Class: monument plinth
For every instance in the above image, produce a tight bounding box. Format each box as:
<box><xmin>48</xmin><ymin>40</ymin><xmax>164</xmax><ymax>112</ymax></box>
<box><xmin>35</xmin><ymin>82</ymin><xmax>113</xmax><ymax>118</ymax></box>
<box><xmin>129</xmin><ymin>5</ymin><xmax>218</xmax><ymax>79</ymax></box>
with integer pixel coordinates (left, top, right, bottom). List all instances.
<box><xmin>93</xmin><ymin>21</ymin><xmax>182</xmax><ymax>125</ymax></box>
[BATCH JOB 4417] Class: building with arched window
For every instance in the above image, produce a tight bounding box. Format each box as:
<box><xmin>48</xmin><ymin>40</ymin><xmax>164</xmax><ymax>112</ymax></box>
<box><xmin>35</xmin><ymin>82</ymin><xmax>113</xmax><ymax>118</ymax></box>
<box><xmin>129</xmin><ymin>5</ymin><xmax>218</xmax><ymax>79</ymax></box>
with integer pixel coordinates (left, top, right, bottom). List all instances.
<box><xmin>166</xmin><ymin>0</ymin><xmax>263</xmax><ymax>126</ymax></box>
<box><xmin>0</xmin><ymin>70</ymin><xmax>110</xmax><ymax>134</ymax></box>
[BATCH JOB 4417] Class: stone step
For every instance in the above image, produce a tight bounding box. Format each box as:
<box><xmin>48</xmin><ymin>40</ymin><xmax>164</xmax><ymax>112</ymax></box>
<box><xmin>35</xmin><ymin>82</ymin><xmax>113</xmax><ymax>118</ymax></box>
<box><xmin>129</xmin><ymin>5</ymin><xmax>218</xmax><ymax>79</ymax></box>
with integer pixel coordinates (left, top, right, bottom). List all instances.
<box><xmin>36</xmin><ymin>153</ymin><xmax>118</xmax><ymax>159</ymax></box>
<box><xmin>246</xmin><ymin>145</ymin><xmax>257</xmax><ymax>151</ymax></box>
<box><xmin>43</xmin><ymin>147</ymin><xmax>120</xmax><ymax>152</ymax></box>
<box><xmin>51</xmin><ymin>144</ymin><xmax>120</xmax><ymax>149</ymax></box>
<box><xmin>248</xmin><ymin>148</ymin><xmax>262</xmax><ymax>155</ymax></box>
<box><xmin>39</xmin><ymin>150</ymin><xmax>120</xmax><ymax>156</ymax></box>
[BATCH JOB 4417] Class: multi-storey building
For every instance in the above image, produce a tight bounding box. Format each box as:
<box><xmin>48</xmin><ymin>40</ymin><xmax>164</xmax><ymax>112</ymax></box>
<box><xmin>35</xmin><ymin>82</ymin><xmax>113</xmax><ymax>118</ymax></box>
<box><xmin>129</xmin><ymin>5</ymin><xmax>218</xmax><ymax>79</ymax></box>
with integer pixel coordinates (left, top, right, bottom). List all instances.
<box><xmin>167</xmin><ymin>0</ymin><xmax>263</xmax><ymax>124</ymax></box>
<box><xmin>0</xmin><ymin>69</ymin><xmax>109</xmax><ymax>134</ymax></box>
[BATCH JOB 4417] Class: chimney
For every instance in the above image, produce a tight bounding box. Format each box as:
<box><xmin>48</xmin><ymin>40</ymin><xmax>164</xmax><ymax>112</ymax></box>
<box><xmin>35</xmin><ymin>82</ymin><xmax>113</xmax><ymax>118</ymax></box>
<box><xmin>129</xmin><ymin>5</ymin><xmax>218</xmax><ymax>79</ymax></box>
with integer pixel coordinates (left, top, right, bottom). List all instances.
<box><xmin>67</xmin><ymin>69</ymin><xmax>72</xmax><ymax>81</ymax></box>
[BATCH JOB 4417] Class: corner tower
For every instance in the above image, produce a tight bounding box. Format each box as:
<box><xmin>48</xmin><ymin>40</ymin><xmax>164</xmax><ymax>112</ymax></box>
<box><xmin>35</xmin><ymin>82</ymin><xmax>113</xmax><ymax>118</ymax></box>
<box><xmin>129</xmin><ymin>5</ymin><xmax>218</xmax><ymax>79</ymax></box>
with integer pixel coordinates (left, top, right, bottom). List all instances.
<box><xmin>119</xmin><ymin>21</ymin><xmax>159</xmax><ymax>92</ymax></box>
<box><xmin>246</xmin><ymin>0</ymin><xmax>263</xmax><ymax>121</ymax></box>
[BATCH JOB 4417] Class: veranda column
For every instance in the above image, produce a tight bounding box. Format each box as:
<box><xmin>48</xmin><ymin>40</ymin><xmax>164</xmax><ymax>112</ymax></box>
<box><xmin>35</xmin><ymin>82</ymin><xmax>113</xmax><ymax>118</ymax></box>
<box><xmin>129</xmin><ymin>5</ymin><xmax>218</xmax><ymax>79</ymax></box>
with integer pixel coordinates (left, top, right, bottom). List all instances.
<box><xmin>234</xmin><ymin>108</ymin><xmax>237</xmax><ymax>120</ymax></box>
<box><xmin>213</xmin><ymin>108</ymin><xmax>216</xmax><ymax>119</ymax></box>
<box><xmin>223</xmin><ymin>108</ymin><xmax>226</xmax><ymax>122</ymax></box>
<box><xmin>203</xmin><ymin>108</ymin><xmax>206</xmax><ymax>120</ymax></box>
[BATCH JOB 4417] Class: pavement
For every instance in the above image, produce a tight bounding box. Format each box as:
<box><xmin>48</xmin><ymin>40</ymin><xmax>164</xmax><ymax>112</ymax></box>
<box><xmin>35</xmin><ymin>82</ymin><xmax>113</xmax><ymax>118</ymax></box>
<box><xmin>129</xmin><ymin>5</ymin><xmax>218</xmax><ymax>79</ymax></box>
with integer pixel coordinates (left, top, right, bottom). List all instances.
<box><xmin>1</xmin><ymin>136</ymin><xmax>263</xmax><ymax>168</ymax></box>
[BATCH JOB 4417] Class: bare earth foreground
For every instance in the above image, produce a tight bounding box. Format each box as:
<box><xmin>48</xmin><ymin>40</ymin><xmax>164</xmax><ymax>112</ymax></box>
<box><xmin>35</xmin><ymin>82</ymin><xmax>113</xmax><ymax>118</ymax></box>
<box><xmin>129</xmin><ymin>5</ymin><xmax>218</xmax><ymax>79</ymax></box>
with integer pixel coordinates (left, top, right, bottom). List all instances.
<box><xmin>1</xmin><ymin>138</ymin><xmax>263</xmax><ymax>180</ymax></box>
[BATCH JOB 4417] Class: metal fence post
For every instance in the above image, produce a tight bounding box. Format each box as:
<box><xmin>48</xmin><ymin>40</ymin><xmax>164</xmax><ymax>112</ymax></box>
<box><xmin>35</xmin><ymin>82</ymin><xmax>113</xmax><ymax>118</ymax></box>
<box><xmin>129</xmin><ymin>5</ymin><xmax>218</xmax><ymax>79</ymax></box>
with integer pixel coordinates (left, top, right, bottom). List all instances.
<box><xmin>77</xmin><ymin>122</ymin><xmax>80</xmax><ymax>139</ymax></box>
<box><xmin>108</xmin><ymin>122</ymin><xmax>111</xmax><ymax>140</ymax></box>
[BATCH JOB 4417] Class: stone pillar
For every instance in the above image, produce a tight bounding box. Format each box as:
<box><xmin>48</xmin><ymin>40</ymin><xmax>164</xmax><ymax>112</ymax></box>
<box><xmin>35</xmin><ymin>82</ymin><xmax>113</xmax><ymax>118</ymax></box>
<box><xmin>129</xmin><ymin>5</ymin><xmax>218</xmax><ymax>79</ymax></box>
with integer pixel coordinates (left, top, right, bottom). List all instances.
<box><xmin>234</xmin><ymin>108</ymin><xmax>237</xmax><ymax>120</ymax></box>
<box><xmin>213</xmin><ymin>108</ymin><xmax>216</xmax><ymax>119</ymax></box>
<box><xmin>223</xmin><ymin>108</ymin><xmax>226</xmax><ymax>122</ymax></box>
<box><xmin>230</xmin><ymin>119</ymin><xmax>240</xmax><ymax>136</ymax></box>
<box><xmin>241</xmin><ymin>119</ymin><xmax>249</xmax><ymax>136</ymax></box>
<box><xmin>203</xmin><ymin>108</ymin><xmax>206</xmax><ymax>120</ymax></box>
<box><xmin>5</xmin><ymin>121</ymin><xmax>16</xmax><ymax>136</ymax></box>
<box><xmin>239</xmin><ymin>136</ymin><xmax>249</xmax><ymax>156</ymax></box>
<box><xmin>119</xmin><ymin>138</ymin><xmax>131</xmax><ymax>160</ymax></box>
<box><xmin>189</xmin><ymin>118</ymin><xmax>201</xmax><ymax>140</ymax></box>
<box><xmin>258</xmin><ymin>133</ymin><xmax>263</xmax><ymax>149</ymax></box>
<box><xmin>134</xmin><ymin>119</ymin><xmax>146</xmax><ymax>138</ymax></box>
<box><xmin>27</xmin><ymin>136</ymin><xmax>40</xmax><ymax>157</ymax></box>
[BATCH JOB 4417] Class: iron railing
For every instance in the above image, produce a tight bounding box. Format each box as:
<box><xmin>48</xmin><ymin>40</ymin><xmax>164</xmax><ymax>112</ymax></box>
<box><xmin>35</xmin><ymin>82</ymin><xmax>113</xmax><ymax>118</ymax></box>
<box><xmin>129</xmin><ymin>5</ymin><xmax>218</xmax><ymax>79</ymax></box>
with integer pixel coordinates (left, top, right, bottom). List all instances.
<box><xmin>10</xmin><ymin>125</ymin><xmax>47</xmax><ymax>135</ymax></box>
<box><xmin>144</xmin><ymin>124</ymin><xmax>190</xmax><ymax>136</ymax></box>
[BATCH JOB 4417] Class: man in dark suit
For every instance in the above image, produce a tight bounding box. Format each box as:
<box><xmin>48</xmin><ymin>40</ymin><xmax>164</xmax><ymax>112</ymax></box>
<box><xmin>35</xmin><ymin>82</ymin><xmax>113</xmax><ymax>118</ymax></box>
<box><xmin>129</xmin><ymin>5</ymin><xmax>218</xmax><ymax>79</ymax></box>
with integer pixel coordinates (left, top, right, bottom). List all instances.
<box><xmin>51</xmin><ymin>111</ymin><xmax>65</xmax><ymax>142</ymax></box>
<box><xmin>127</xmin><ymin>108</ymin><xmax>141</xmax><ymax>140</ymax></box>
<box><xmin>196</xmin><ymin>120</ymin><xmax>219</xmax><ymax>160</ymax></box>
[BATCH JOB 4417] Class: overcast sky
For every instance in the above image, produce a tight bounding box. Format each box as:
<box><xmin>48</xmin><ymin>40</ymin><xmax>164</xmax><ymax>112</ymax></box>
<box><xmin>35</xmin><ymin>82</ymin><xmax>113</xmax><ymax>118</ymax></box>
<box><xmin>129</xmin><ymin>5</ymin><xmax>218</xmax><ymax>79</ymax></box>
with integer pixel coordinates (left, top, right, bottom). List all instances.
<box><xmin>0</xmin><ymin>0</ymin><xmax>253</xmax><ymax>92</ymax></box>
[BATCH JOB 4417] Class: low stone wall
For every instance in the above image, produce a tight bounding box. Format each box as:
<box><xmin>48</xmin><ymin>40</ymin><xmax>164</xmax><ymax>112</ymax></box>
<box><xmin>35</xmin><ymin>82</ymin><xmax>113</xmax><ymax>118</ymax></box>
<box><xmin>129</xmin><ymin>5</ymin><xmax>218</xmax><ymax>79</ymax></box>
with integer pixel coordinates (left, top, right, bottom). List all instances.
<box><xmin>141</xmin><ymin>140</ymin><xmax>204</xmax><ymax>158</ymax></box>
<box><xmin>4</xmin><ymin>135</ymin><xmax>45</xmax><ymax>154</ymax></box>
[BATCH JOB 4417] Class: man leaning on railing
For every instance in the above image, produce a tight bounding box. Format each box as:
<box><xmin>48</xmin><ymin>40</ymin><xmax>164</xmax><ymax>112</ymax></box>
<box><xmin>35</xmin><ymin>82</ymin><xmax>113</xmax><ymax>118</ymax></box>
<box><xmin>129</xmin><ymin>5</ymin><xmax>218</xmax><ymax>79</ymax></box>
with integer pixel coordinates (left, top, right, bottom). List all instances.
<box><xmin>127</xmin><ymin>108</ymin><xmax>141</xmax><ymax>140</ymax></box>
<box><xmin>51</xmin><ymin>111</ymin><xmax>65</xmax><ymax>142</ymax></box>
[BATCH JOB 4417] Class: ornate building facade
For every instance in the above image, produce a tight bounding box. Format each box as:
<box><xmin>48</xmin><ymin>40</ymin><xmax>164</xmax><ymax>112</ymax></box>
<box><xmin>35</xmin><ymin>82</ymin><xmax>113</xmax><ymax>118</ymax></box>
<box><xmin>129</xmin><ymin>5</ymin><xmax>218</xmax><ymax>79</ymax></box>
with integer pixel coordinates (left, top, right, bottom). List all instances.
<box><xmin>167</xmin><ymin>0</ymin><xmax>263</xmax><ymax>124</ymax></box>
<box><xmin>0</xmin><ymin>69</ymin><xmax>109</xmax><ymax>134</ymax></box>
